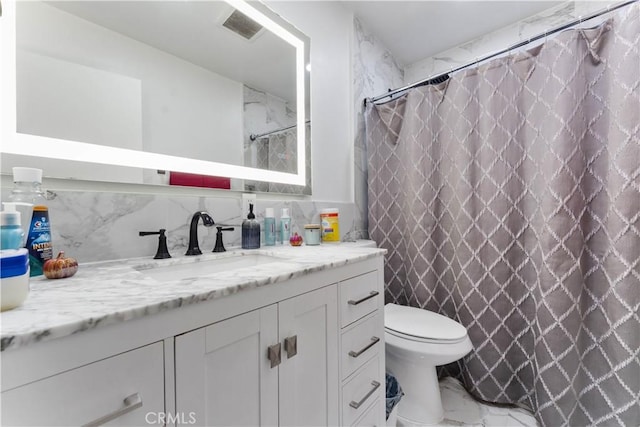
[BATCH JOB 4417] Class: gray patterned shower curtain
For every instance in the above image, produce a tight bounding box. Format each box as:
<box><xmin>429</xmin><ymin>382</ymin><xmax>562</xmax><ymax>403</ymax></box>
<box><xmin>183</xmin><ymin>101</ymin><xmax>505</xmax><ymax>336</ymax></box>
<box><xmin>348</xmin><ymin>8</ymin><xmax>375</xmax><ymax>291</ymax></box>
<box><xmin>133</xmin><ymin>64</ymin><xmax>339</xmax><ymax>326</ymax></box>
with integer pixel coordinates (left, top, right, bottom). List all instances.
<box><xmin>366</xmin><ymin>5</ymin><xmax>639</xmax><ymax>427</ymax></box>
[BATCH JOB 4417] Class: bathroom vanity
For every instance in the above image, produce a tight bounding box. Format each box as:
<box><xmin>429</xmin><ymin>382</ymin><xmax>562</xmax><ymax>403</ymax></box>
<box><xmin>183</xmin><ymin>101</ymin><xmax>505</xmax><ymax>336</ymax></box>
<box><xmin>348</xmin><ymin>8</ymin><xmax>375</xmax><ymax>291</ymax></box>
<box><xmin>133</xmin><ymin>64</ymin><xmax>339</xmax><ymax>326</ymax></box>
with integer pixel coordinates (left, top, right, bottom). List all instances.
<box><xmin>0</xmin><ymin>244</ymin><xmax>386</xmax><ymax>426</ymax></box>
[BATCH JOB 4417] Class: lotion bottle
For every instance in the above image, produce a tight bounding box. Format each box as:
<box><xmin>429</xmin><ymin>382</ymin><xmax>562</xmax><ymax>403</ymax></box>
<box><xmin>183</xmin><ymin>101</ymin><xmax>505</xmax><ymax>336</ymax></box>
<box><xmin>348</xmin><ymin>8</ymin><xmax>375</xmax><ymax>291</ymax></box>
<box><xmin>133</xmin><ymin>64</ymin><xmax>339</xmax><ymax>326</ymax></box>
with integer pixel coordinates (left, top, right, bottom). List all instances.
<box><xmin>280</xmin><ymin>208</ymin><xmax>291</xmax><ymax>244</ymax></box>
<box><xmin>264</xmin><ymin>208</ymin><xmax>276</xmax><ymax>246</ymax></box>
<box><xmin>0</xmin><ymin>203</ymin><xmax>24</xmax><ymax>250</ymax></box>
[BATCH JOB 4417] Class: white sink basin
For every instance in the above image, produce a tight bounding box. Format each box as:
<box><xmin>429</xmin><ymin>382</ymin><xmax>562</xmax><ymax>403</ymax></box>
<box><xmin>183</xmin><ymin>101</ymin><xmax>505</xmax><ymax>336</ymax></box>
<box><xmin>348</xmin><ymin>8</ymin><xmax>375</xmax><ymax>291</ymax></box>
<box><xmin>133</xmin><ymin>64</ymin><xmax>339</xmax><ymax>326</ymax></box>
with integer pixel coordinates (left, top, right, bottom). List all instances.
<box><xmin>137</xmin><ymin>254</ymin><xmax>279</xmax><ymax>282</ymax></box>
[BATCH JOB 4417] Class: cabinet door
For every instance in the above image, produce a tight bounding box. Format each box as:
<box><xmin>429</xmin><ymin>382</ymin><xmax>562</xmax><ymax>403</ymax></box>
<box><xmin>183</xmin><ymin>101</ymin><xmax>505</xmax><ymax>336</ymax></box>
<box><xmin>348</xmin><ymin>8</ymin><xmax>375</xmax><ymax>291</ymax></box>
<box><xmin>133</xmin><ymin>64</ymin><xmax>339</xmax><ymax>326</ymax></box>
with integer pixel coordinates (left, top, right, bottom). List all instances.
<box><xmin>278</xmin><ymin>285</ymin><xmax>339</xmax><ymax>427</ymax></box>
<box><xmin>175</xmin><ymin>306</ymin><xmax>278</xmax><ymax>426</ymax></box>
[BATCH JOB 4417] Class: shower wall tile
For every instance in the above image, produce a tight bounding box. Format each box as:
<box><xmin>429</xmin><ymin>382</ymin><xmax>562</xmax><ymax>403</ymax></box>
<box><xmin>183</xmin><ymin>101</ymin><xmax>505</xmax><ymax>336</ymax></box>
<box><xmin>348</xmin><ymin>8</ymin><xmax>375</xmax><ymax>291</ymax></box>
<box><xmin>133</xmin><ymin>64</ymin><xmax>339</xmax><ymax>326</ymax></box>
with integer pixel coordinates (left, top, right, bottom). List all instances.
<box><xmin>404</xmin><ymin>1</ymin><xmax>617</xmax><ymax>85</ymax></box>
<box><xmin>352</xmin><ymin>17</ymin><xmax>404</xmax><ymax>240</ymax></box>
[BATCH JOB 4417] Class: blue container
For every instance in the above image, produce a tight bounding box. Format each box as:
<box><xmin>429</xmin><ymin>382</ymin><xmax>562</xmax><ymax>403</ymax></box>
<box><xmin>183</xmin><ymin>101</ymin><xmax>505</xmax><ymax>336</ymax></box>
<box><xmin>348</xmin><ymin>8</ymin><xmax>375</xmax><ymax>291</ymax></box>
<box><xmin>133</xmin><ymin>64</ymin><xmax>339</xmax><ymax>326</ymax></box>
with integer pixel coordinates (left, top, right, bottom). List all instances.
<box><xmin>1</xmin><ymin>248</ymin><xmax>30</xmax><ymax>311</ymax></box>
<box><xmin>264</xmin><ymin>208</ymin><xmax>276</xmax><ymax>246</ymax></box>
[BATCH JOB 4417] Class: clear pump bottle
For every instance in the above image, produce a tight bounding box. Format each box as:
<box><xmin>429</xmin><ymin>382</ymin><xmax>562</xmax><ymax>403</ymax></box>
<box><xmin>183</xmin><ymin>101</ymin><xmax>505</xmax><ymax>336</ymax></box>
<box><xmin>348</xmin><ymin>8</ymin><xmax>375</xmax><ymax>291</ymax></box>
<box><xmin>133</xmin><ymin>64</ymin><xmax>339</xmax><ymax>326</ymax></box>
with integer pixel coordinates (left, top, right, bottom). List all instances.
<box><xmin>9</xmin><ymin>167</ymin><xmax>53</xmax><ymax>276</ymax></box>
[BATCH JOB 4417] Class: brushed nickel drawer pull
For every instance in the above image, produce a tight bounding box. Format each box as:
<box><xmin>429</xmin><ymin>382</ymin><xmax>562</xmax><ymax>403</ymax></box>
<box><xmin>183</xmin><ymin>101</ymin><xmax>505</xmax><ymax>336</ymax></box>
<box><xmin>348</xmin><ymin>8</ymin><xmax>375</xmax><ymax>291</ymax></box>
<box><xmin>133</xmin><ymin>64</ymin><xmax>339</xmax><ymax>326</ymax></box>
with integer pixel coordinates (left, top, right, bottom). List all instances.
<box><xmin>349</xmin><ymin>380</ymin><xmax>381</xmax><ymax>409</ymax></box>
<box><xmin>267</xmin><ymin>343</ymin><xmax>281</xmax><ymax>368</ymax></box>
<box><xmin>348</xmin><ymin>336</ymin><xmax>380</xmax><ymax>358</ymax></box>
<box><xmin>348</xmin><ymin>291</ymin><xmax>379</xmax><ymax>306</ymax></box>
<box><xmin>83</xmin><ymin>393</ymin><xmax>143</xmax><ymax>427</ymax></box>
<box><xmin>284</xmin><ymin>335</ymin><xmax>298</xmax><ymax>358</ymax></box>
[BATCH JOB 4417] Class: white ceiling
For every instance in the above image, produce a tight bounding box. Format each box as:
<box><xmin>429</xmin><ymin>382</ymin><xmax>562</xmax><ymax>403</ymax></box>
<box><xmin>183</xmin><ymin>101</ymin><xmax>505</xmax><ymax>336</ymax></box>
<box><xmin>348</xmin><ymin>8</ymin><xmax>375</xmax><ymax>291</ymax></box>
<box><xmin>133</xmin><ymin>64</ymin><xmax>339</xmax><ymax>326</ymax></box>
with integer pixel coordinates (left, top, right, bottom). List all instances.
<box><xmin>341</xmin><ymin>1</ymin><xmax>563</xmax><ymax>67</ymax></box>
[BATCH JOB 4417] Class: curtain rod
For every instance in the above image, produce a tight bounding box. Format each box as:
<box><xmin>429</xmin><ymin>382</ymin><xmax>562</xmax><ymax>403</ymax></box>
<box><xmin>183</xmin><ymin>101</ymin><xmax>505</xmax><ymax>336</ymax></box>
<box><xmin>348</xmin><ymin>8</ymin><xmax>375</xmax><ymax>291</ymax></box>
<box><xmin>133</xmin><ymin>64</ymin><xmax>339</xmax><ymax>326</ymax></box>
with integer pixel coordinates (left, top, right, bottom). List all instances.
<box><xmin>365</xmin><ymin>0</ymin><xmax>638</xmax><ymax>106</ymax></box>
<box><xmin>249</xmin><ymin>120</ymin><xmax>311</xmax><ymax>141</ymax></box>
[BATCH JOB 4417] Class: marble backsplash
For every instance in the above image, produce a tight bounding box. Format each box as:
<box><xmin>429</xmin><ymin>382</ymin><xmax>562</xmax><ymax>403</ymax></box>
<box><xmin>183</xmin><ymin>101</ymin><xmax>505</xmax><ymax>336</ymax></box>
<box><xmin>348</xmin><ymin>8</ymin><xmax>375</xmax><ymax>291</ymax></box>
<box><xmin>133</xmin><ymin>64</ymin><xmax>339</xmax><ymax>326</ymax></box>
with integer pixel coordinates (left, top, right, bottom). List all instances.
<box><xmin>1</xmin><ymin>185</ymin><xmax>357</xmax><ymax>263</ymax></box>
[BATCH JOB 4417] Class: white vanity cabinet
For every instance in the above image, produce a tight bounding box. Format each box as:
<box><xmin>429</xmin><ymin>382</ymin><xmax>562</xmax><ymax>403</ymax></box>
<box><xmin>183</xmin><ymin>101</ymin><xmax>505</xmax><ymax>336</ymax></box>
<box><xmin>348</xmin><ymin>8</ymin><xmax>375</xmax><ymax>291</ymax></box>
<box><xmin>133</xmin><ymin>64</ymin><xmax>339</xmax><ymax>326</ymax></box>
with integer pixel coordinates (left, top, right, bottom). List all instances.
<box><xmin>175</xmin><ymin>285</ymin><xmax>338</xmax><ymax>426</ymax></box>
<box><xmin>0</xmin><ymin>250</ymin><xmax>385</xmax><ymax>427</ymax></box>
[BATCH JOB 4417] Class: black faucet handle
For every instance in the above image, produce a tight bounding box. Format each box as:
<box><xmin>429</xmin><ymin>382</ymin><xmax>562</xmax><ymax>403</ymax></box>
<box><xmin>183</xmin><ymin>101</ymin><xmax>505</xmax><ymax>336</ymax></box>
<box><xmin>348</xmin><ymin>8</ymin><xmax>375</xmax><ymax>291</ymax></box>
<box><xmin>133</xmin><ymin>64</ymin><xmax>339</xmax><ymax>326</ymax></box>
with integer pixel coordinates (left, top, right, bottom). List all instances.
<box><xmin>139</xmin><ymin>229</ymin><xmax>172</xmax><ymax>259</ymax></box>
<box><xmin>213</xmin><ymin>227</ymin><xmax>235</xmax><ymax>253</ymax></box>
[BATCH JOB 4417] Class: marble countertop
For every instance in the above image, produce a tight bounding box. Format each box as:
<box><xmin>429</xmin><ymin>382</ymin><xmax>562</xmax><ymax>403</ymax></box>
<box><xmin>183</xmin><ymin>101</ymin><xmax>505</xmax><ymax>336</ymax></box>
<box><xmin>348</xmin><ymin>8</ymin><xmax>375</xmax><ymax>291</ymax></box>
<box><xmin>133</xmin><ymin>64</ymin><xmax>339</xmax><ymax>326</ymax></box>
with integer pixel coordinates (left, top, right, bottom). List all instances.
<box><xmin>0</xmin><ymin>242</ymin><xmax>385</xmax><ymax>352</ymax></box>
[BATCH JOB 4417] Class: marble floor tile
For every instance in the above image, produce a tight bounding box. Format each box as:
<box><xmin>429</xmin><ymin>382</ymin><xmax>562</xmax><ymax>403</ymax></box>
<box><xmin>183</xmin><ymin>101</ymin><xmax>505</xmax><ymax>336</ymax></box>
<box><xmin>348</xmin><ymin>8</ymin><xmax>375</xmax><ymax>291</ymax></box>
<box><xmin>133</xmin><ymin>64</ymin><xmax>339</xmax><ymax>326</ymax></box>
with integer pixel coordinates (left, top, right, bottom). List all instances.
<box><xmin>438</xmin><ymin>377</ymin><xmax>539</xmax><ymax>427</ymax></box>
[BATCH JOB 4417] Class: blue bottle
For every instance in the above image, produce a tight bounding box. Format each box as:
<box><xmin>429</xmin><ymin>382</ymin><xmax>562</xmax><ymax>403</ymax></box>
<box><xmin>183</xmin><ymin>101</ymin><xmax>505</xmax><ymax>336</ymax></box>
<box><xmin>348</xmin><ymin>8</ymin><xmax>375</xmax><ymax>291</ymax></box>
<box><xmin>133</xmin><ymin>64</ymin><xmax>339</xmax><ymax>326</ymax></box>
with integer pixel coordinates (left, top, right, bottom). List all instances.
<box><xmin>0</xmin><ymin>203</ymin><xmax>24</xmax><ymax>250</ymax></box>
<box><xmin>264</xmin><ymin>208</ymin><xmax>276</xmax><ymax>246</ymax></box>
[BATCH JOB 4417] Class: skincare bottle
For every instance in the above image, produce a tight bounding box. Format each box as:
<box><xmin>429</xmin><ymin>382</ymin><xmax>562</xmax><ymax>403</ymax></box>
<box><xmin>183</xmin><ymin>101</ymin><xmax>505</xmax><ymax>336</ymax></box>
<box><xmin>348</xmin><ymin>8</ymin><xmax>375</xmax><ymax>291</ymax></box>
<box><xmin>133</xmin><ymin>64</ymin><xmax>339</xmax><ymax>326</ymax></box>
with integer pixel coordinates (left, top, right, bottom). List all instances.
<box><xmin>0</xmin><ymin>203</ymin><xmax>24</xmax><ymax>250</ymax></box>
<box><xmin>264</xmin><ymin>208</ymin><xmax>276</xmax><ymax>246</ymax></box>
<box><xmin>9</xmin><ymin>167</ymin><xmax>53</xmax><ymax>276</ymax></box>
<box><xmin>242</xmin><ymin>204</ymin><xmax>260</xmax><ymax>249</ymax></box>
<box><xmin>280</xmin><ymin>208</ymin><xmax>291</xmax><ymax>244</ymax></box>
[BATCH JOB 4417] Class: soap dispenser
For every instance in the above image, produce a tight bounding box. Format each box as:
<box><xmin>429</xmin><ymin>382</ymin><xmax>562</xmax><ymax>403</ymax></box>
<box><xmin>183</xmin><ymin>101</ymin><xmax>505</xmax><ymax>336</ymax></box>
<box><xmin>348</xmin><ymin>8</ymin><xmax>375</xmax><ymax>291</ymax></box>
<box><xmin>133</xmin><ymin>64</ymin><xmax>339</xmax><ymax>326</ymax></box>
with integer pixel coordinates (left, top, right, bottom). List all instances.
<box><xmin>242</xmin><ymin>203</ymin><xmax>260</xmax><ymax>249</ymax></box>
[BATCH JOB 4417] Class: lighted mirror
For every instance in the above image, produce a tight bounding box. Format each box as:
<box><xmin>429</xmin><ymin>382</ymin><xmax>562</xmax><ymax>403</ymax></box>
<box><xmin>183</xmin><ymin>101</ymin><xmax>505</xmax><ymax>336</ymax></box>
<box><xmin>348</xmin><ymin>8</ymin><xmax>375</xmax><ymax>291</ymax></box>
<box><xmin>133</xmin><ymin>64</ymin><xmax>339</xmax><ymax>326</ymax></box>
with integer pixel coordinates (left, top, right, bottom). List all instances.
<box><xmin>0</xmin><ymin>0</ymin><xmax>311</xmax><ymax>194</ymax></box>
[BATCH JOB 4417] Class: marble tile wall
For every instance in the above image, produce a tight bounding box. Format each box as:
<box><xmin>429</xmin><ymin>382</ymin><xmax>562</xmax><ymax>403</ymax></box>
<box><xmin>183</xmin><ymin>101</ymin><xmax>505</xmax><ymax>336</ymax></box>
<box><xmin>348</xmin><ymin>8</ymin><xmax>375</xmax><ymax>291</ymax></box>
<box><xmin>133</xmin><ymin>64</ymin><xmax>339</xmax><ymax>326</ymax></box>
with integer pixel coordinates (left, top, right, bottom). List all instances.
<box><xmin>404</xmin><ymin>1</ymin><xmax>619</xmax><ymax>85</ymax></box>
<box><xmin>352</xmin><ymin>17</ymin><xmax>404</xmax><ymax>240</ymax></box>
<box><xmin>1</xmin><ymin>185</ymin><xmax>357</xmax><ymax>263</ymax></box>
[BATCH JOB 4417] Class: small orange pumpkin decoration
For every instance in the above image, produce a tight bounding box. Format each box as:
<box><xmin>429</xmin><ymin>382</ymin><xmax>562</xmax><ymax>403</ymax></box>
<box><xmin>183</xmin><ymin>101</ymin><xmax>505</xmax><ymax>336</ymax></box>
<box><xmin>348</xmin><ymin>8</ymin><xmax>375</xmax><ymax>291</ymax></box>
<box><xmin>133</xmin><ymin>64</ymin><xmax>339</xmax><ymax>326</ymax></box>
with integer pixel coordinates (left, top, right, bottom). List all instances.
<box><xmin>43</xmin><ymin>251</ymin><xmax>78</xmax><ymax>279</ymax></box>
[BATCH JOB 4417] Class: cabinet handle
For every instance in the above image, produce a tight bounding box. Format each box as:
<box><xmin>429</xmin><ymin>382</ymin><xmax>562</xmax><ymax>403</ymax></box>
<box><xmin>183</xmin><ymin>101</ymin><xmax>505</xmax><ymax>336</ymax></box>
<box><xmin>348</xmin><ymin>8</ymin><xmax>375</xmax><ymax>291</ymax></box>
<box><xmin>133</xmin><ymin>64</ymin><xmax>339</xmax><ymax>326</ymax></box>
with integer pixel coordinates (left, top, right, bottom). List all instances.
<box><xmin>348</xmin><ymin>336</ymin><xmax>380</xmax><ymax>358</ymax></box>
<box><xmin>267</xmin><ymin>343</ymin><xmax>281</xmax><ymax>368</ymax></box>
<box><xmin>82</xmin><ymin>393</ymin><xmax>143</xmax><ymax>427</ymax></box>
<box><xmin>284</xmin><ymin>335</ymin><xmax>297</xmax><ymax>359</ymax></box>
<box><xmin>349</xmin><ymin>381</ymin><xmax>381</xmax><ymax>409</ymax></box>
<box><xmin>348</xmin><ymin>291</ymin><xmax>379</xmax><ymax>306</ymax></box>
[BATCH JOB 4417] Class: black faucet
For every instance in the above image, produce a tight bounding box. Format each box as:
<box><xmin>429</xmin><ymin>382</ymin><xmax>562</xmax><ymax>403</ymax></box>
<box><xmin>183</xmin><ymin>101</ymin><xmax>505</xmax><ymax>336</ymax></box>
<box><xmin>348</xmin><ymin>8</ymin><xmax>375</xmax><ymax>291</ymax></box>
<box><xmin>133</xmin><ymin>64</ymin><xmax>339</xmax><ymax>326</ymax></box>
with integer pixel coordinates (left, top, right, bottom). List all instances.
<box><xmin>139</xmin><ymin>229</ymin><xmax>172</xmax><ymax>259</ymax></box>
<box><xmin>186</xmin><ymin>211</ymin><xmax>215</xmax><ymax>255</ymax></box>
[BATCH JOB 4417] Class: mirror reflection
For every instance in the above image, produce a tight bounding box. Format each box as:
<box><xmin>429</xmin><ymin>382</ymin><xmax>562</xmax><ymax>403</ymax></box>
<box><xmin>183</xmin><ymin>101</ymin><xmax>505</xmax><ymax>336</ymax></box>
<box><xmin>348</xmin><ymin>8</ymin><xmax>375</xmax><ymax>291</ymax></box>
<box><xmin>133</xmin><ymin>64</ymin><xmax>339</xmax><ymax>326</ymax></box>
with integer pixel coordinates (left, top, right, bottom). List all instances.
<box><xmin>11</xmin><ymin>0</ymin><xmax>310</xmax><ymax>194</ymax></box>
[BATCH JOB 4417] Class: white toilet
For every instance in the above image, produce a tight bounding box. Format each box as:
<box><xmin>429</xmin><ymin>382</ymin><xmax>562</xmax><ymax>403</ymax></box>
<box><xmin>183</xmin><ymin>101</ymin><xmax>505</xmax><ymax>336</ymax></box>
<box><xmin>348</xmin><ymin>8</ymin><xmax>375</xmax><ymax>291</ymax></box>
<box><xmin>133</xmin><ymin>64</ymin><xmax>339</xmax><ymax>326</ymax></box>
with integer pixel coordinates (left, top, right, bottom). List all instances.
<box><xmin>385</xmin><ymin>303</ymin><xmax>472</xmax><ymax>426</ymax></box>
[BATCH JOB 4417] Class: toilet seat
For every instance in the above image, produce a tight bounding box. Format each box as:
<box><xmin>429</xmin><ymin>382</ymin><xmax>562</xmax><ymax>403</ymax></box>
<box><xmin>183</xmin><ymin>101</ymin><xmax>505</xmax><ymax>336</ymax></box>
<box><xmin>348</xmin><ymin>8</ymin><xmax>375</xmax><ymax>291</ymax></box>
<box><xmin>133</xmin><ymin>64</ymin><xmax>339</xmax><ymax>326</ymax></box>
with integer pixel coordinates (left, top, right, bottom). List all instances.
<box><xmin>384</xmin><ymin>327</ymin><xmax>468</xmax><ymax>344</ymax></box>
<box><xmin>384</xmin><ymin>303</ymin><xmax>468</xmax><ymax>342</ymax></box>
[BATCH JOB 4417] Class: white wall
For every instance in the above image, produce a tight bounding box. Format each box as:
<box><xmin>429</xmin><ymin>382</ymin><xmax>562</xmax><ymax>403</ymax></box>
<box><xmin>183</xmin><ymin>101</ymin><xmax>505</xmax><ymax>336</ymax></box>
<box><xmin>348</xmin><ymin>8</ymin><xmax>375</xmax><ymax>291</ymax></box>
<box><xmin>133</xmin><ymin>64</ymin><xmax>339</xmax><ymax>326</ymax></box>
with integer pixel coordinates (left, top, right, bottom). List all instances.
<box><xmin>266</xmin><ymin>1</ymin><xmax>354</xmax><ymax>203</ymax></box>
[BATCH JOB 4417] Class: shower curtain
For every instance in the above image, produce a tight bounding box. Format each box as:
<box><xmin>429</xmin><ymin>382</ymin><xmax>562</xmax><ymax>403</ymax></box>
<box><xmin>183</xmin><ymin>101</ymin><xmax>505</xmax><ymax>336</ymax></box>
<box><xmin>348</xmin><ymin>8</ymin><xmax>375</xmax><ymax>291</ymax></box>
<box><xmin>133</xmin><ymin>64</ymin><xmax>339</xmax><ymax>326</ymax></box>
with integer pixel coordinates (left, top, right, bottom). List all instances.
<box><xmin>366</xmin><ymin>4</ymin><xmax>639</xmax><ymax>427</ymax></box>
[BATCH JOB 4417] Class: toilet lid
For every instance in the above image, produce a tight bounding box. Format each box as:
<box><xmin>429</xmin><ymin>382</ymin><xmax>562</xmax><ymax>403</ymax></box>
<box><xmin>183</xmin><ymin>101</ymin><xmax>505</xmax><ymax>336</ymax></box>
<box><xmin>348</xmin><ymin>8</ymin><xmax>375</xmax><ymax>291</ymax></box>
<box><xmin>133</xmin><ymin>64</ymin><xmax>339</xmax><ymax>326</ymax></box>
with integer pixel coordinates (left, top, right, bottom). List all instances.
<box><xmin>384</xmin><ymin>303</ymin><xmax>468</xmax><ymax>341</ymax></box>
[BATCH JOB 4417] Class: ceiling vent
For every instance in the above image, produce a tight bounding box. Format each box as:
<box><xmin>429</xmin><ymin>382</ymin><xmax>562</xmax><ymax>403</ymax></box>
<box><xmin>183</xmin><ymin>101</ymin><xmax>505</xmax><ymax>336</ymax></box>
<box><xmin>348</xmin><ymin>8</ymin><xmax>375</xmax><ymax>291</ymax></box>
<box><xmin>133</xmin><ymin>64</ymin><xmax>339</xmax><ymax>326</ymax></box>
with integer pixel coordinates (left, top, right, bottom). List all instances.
<box><xmin>222</xmin><ymin>9</ymin><xmax>263</xmax><ymax>41</ymax></box>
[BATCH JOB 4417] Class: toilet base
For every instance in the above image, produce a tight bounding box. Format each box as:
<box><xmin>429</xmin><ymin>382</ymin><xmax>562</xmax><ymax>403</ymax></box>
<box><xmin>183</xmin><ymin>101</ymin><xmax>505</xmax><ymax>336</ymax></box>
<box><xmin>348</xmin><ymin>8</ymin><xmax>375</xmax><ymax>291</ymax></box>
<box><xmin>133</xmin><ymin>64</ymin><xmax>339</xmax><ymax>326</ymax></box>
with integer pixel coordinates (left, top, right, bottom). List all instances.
<box><xmin>389</xmin><ymin>357</ymin><xmax>444</xmax><ymax>425</ymax></box>
<box><xmin>397</xmin><ymin>412</ymin><xmax>443</xmax><ymax>427</ymax></box>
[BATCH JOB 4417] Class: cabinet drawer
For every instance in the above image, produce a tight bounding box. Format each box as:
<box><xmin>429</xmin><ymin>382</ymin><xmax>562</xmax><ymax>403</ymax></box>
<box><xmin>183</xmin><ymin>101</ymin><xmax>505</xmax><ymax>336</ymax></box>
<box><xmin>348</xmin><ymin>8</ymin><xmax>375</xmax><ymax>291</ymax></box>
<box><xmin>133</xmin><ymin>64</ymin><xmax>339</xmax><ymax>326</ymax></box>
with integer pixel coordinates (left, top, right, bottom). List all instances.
<box><xmin>341</xmin><ymin>313</ymin><xmax>383</xmax><ymax>379</ymax></box>
<box><xmin>1</xmin><ymin>342</ymin><xmax>164</xmax><ymax>426</ymax></box>
<box><xmin>351</xmin><ymin>398</ymin><xmax>383</xmax><ymax>427</ymax></box>
<box><xmin>342</xmin><ymin>355</ymin><xmax>383</xmax><ymax>427</ymax></box>
<box><xmin>340</xmin><ymin>271</ymin><xmax>380</xmax><ymax>327</ymax></box>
